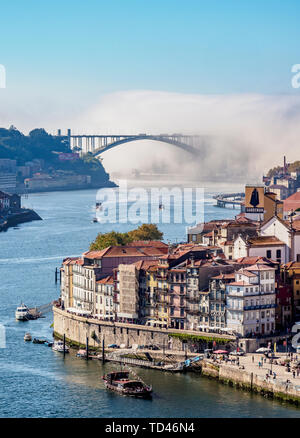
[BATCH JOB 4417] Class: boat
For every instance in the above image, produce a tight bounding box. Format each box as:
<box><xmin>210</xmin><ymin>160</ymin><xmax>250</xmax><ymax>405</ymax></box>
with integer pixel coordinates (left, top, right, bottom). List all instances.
<box><xmin>102</xmin><ymin>370</ymin><xmax>152</xmax><ymax>398</ymax></box>
<box><xmin>76</xmin><ymin>349</ymin><xmax>88</xmax><ymax>358</ymax></box>
<box><xmin>45</xmin><ymin>340</ymin><xmax>53</xmax><ymax>347</ymax></box>
<box><xmin>32</xmin><ymin>338</ymin><xmax>47</xmax><ymax>344</ymax></box>
<box><xmin>15</xmin><ymin>303</ymin><xmax>30</xmax><ymax>321</ymax></box>
<box><xmin>24</xmin><ymin>333</ymin><xmax>32</xmax><ymax>341</ymax></box>
<box><xmin>52</xmin><ymin>340</ymin><xmax>69</xmax><ymax>353</ymax></box>
<box><xmin>92</xmin><ymin>217</ymin><xmax>98</xmax><ymax>223</ymax></box>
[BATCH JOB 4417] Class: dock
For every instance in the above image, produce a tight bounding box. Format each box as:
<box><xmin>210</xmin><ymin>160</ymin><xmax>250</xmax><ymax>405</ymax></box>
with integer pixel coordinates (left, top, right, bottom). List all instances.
<box><xmin>213</xmin><ymin>192</ymin><xmax>244</xmax><ymax>209</ymax></box>
<box><xmin>104</xmin><ymin>350</ymin><xmax>203</xmax><ymax>372</ymax></box>
<box><xmin>27</xmin><ymin>301</ymin><xmax>57</xmax><ymax>320</ymax></box>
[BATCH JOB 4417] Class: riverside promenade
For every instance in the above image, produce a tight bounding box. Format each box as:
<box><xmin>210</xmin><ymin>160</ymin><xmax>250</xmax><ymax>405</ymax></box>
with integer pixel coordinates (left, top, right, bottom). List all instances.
<box><xmin>202</xmin><ymin>352</ymin><xmax>300</xmax><ymax>405</ymax></box>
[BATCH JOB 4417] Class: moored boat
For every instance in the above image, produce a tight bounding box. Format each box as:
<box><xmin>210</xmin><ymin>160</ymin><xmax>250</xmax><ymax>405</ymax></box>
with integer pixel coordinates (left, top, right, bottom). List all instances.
<box><xmin>102</xmin><ymin>370</ymin><xmax>152</xmax><ymax>398</ymax></box>
<box><xmin>76</xmin><ymin>349</ymin><xmax>88</xmax><ymax>358</ymax></box>
<box><xmin>52</xmin><ymin>340</ymin><xmax>69</xmax><ymax>353</ymax></box>
<box><xmin>32</xmin><ymin>338</ymin><xmax>47</xmax><ymax>344</ymax></box>
<box><xmin>15</xmin><ymin>303</ymin><xmax>30</xmax><ymax>321</ymax></box>
<box><xmin>24</xmin><ymin>333</ymin><xmax>32</xmax><ymax>341</ymax></box>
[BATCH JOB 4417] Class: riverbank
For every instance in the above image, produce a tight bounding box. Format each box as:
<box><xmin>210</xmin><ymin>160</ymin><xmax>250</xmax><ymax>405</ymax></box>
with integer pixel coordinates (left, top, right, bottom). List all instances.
<box><xmin>201</xmin><ymin>355</ymin><xmax>300</xmax><ymax>406</ymax></box>
<box><xmin>16</xmin><ymin>180</ymin><xmax>117</xmax><ymax>194</ymax></box>
<box><xmin>3</xmin><ymin>188</ymin><xmax>300</xmax><ymax>417</ymax></box>
<box><xmin>0</xmin><ymin>208</ymin><xmax>42</xmax><ymax>232</ymax></box>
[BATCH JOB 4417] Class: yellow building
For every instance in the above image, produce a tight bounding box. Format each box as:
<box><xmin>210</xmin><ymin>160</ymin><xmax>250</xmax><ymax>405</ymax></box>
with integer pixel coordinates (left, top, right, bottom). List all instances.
<box><xmin>281</xmin><ymin>262</ymin><xmax>300</xmax><ymax>317</ymax></box>
<box><xmin>244</xmin><ymin>185</ymin><xmax>283</xmax><ymax>222</ymax></box>
<box><xmin>61</xmin><ymin>257</ymin><xmax>77</xmax><ymax>308</ymax></box>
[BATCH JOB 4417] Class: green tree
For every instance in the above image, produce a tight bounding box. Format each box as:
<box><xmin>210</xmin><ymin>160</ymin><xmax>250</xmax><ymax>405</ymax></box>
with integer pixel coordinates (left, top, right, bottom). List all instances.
<box><xmin>89</xmin><ymin>231</ymin><xmax>131</xmax><ymax>251</ymax></box>
<box><xmin>128</xmin><ymin>223</ymin><xmax>163</xmax><ymax>241</ymax></box>
<box><xmin>89</xmin><ymin>224</ymin><xmax>163</xmax><ymax>250</ymax></box>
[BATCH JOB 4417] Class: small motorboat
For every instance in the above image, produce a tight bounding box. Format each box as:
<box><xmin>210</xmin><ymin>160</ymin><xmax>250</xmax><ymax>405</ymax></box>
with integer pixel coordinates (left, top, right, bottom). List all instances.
<box><xmin>52</xmin><ymin>340</ymin><xmax>69</xmax><ymax>353</ymax></box>
<box><xmin>45</xmin><ymin>340</ymin><xmax>53</xmax><ymax>347</ymax></box>
<box><xmin>92</xmin><ymin>217</ymin><xmax>98</xmax><ymax>223</ymax></box>
<box><xmin>102</xmin><ymin>370</ymin><xmax>152</xmax><ymax>398</ymax></box>
<box><xmin>24</xmin><ymin>333</ymin><xmax>32</xmax><ymax>342</ymax></box>
<box><xmin>15</xmin><ymin>303</ymin><xmax>30</xmax><ymax>321</ymax></box>
<box><xmin>76</xmin><ymin>349</ymin><xmax>88</xmax><ymax>358</ymax></box>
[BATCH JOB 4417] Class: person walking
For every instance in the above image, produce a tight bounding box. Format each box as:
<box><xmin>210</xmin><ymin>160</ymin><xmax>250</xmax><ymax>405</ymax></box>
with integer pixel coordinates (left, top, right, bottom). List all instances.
<box><xmin>293</xmin><ymin>370</ymin><xmax>296</xmax><ymax>379</ymax></box>
<box><xmin>252</xmin><ymin>356</ymin><xmax>254</xmax><ymax>363</ymax></box>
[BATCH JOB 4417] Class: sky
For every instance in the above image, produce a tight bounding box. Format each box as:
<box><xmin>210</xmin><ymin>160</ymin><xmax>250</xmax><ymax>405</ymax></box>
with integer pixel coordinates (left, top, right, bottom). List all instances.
<box><xmin>1</xmin><ymin>0</ymin><xmax>300</xmax><ymax>180</ymax></box>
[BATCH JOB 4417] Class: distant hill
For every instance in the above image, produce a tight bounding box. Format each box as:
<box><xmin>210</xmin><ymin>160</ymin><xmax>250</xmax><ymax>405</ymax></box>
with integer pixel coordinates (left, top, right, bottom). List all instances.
<box><xmin>0</xmin><ymin>126</ymin><xmax>114</xmax><ymax>185</ymax></box>
<box><xmin>267</xmin><ymin>160</ymin><xmax>300</xmax><ymax>178</ymax></box>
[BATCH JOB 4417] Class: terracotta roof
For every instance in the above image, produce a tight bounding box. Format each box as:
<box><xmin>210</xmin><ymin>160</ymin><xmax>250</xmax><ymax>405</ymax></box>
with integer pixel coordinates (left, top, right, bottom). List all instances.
<box><xmin>127</xmin><ymin>240</ymin><xmax>168</xmax><ymax>248</ymax></box>
<box><xmin>292</xmin><ymin>219</ymin><xmax>300</xmax><ymax>231</ymax></box>
<box><xmin>284</xmin><ymin>191</ymin><xmax>300</xmax><ymax>212</ymax></box>
<box><xmin>97</xmin><ymin>275</ymin><xmax>113</xmax><ymax>284</ymax></box>
<box><xmin>282</xmin><ymin>261</ymin><xmax>300</xmax><ymax>270</ymax></box>
<box><xmin>248</xmin><ymin>236</ymin><xmax>285</xmax><ymax>246</ymax></box>
<box><xmin>237</xmin><ymin>269</ymin><xmax>257</xmax><ymax>277</ymax></box>
<box><xmin>246</xmin><ymin>263</ymin><xmax>276</xmax><ymax>271</ymax></box>
<box><xmin>133</xmin><ymin>260</ymin><xmax>159</xmax><ymax>270</ymax></box>
<box><xmin>236</xmin><ymin>256</ymin><xmax>278</xmax><ymax>266</ymax></box>
<box><xmin>211</xmin><ymin>273</ymin><xmax>235</xmax><ymax>280</ymax></box>
<box><xmin>62</xmin><ymin>257</ymin><xmax>80</xmax><ymax>265</ymax></box>
<box><xmin>83</xmin><ymin>245</ymin><xmax>165</xmax><ymax>259</ymax></box>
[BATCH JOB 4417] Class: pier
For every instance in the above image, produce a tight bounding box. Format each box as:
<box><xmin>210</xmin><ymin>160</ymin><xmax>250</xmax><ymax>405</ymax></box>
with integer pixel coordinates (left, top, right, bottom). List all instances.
<box><xmin>27</xmin><ymin>301</ymin><xmax>57</xmax><ymax>320</ymax></box>
<box><xmin>213</xmin><ymin>192</ymin><xmax>244</xmax><ymax>209</ymax></box>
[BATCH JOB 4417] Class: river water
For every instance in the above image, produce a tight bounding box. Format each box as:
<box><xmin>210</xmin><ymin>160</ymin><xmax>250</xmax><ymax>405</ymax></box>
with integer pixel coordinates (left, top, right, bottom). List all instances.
<box><xmin>1</xmin><ymin>184</ymin><xmax>300</xmax><ymax>418</ymax></box>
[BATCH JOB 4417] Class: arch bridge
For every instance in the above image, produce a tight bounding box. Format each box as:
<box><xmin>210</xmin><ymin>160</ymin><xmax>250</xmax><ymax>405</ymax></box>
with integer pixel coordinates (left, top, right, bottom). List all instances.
<box><xmin>57</xmin><ymin>130</ymin><xmax>201</xmax><ymax>156</ymax></box>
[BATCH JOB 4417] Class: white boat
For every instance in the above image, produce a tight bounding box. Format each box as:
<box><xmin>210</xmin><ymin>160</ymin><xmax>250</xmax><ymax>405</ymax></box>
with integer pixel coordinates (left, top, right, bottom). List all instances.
<box><xmin>24</xmin><ymin>332</ymin><xmax>32</xmax><ymax>341</ymax></box>
<box><xmin>52</xmin><ymin>340</ymin><xmax>69</xmax><ymax>353</ymax></box>
<box><xmin>15</xmin><ymin>304</ymin><xmax>30</xmax><ymax>321</ymax></box>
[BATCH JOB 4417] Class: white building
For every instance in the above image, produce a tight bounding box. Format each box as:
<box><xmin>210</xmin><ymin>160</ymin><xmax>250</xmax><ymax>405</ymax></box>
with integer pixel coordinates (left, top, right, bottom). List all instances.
<box><xmin>260</xmin><ymin>216</ymin><xmax>300</xmax><ymax>262</ymax></box>
<box><xmin>226</xmin><ymin>264</ymin><xmax>276</xmax><ymax>337</ymax></box>
<box><xmin>233</xmin><ymin>235</ymin><xmax>287</xmax><ymax>263</ymax></box>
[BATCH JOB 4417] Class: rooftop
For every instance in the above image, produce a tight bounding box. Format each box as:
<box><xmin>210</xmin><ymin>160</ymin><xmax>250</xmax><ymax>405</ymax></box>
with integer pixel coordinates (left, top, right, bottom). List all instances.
<box><xmin>247</xmin><ymin>236</ymin><xmax>285</xmax><ymax>246</ymax></box>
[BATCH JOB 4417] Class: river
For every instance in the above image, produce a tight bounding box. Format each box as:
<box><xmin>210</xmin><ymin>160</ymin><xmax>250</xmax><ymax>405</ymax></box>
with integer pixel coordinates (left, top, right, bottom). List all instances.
<box><xmin>1</xmin><ymin>185</ymin><xmax>300</xmax><ymax>418</ymax></box>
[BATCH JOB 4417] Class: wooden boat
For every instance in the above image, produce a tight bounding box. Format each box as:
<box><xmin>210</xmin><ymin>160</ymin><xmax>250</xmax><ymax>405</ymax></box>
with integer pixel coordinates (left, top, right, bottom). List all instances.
<box><xmin>32</xmin><ymin>338</ymin><xmax>47</xmax><ymax>344</ymax></box>
<box><xmin>102</xmin><ymin>370</ymin><xmax>152</xmax><ymax>398</ymax></box>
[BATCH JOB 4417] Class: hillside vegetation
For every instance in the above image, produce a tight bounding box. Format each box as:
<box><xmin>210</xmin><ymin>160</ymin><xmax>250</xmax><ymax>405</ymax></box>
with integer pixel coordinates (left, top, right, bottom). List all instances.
<box><xmin>0</xmin><ymin>126</ymin><xmax>111</xmax><ymax>184</ymax></box>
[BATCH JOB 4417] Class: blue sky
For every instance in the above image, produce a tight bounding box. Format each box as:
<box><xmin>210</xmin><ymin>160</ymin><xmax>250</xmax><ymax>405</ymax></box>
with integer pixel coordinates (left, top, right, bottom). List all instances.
<box><xmin>1</xmin><ymin>1</ymin><xmax>300</xmax><ymax>176</ymax></box>
<box><xmin>1</xmin><ymin>0</ymin><xmax>300</xmax><ymax>98</ymax></box>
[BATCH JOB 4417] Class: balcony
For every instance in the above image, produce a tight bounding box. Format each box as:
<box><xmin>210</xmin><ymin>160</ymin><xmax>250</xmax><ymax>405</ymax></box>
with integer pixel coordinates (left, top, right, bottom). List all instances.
<box><xmin>243</xmin><ymin>303</ymin><xmax>276</xmax><ymax>311</ymax></box>
<box><xmin>186</xmin><ymin>296</ymin><xmax>200</xmax><ymax>303</ymax></box>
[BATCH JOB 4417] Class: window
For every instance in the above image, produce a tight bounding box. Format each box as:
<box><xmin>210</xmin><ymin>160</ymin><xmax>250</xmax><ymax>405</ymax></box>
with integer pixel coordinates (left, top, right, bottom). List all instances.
<box><xmin>266</xmin><ymin>250</ymin><xmax>272</xmax><ymax>259</ymax></box>
<box><xmin>276</xmin><ymin>249</ymin><xmax>281</xmax><ymax>260</ymax></box>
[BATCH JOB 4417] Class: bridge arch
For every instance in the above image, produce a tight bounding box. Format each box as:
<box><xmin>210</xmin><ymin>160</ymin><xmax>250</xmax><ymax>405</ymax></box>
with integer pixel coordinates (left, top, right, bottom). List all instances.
<box><xmin>90</xmin><ymin>135</ymin><xmax>197</xmax><ymax>157</ymax></box>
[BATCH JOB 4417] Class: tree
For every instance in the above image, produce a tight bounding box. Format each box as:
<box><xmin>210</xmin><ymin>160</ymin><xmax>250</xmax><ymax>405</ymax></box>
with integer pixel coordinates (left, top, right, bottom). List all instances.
<box><xmin>89</xmin><ymin>231</ymin><xmax>131</xmax><ymax>251</ymax></box>
<box><xmin>89</xmin><ymin>224</ymin><xmax>163</xmax><ymax>251</ymax></box>
<box><xmin>128</xmin><ymin>223</ymin><xmax>163</xmax><ymax>241</ymax></box>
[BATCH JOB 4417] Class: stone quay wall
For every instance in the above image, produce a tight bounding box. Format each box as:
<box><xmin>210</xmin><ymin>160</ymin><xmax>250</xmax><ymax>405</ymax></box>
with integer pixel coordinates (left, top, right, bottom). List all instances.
<box><xmin>202</xmin><ymin>360</ymin><xmax>300</xmax><ymax>405</ymax></box>
<box><xmin>53</xmin><ymin>307</ymin><xmax>235</xmax><ymax>351</ymax></box>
